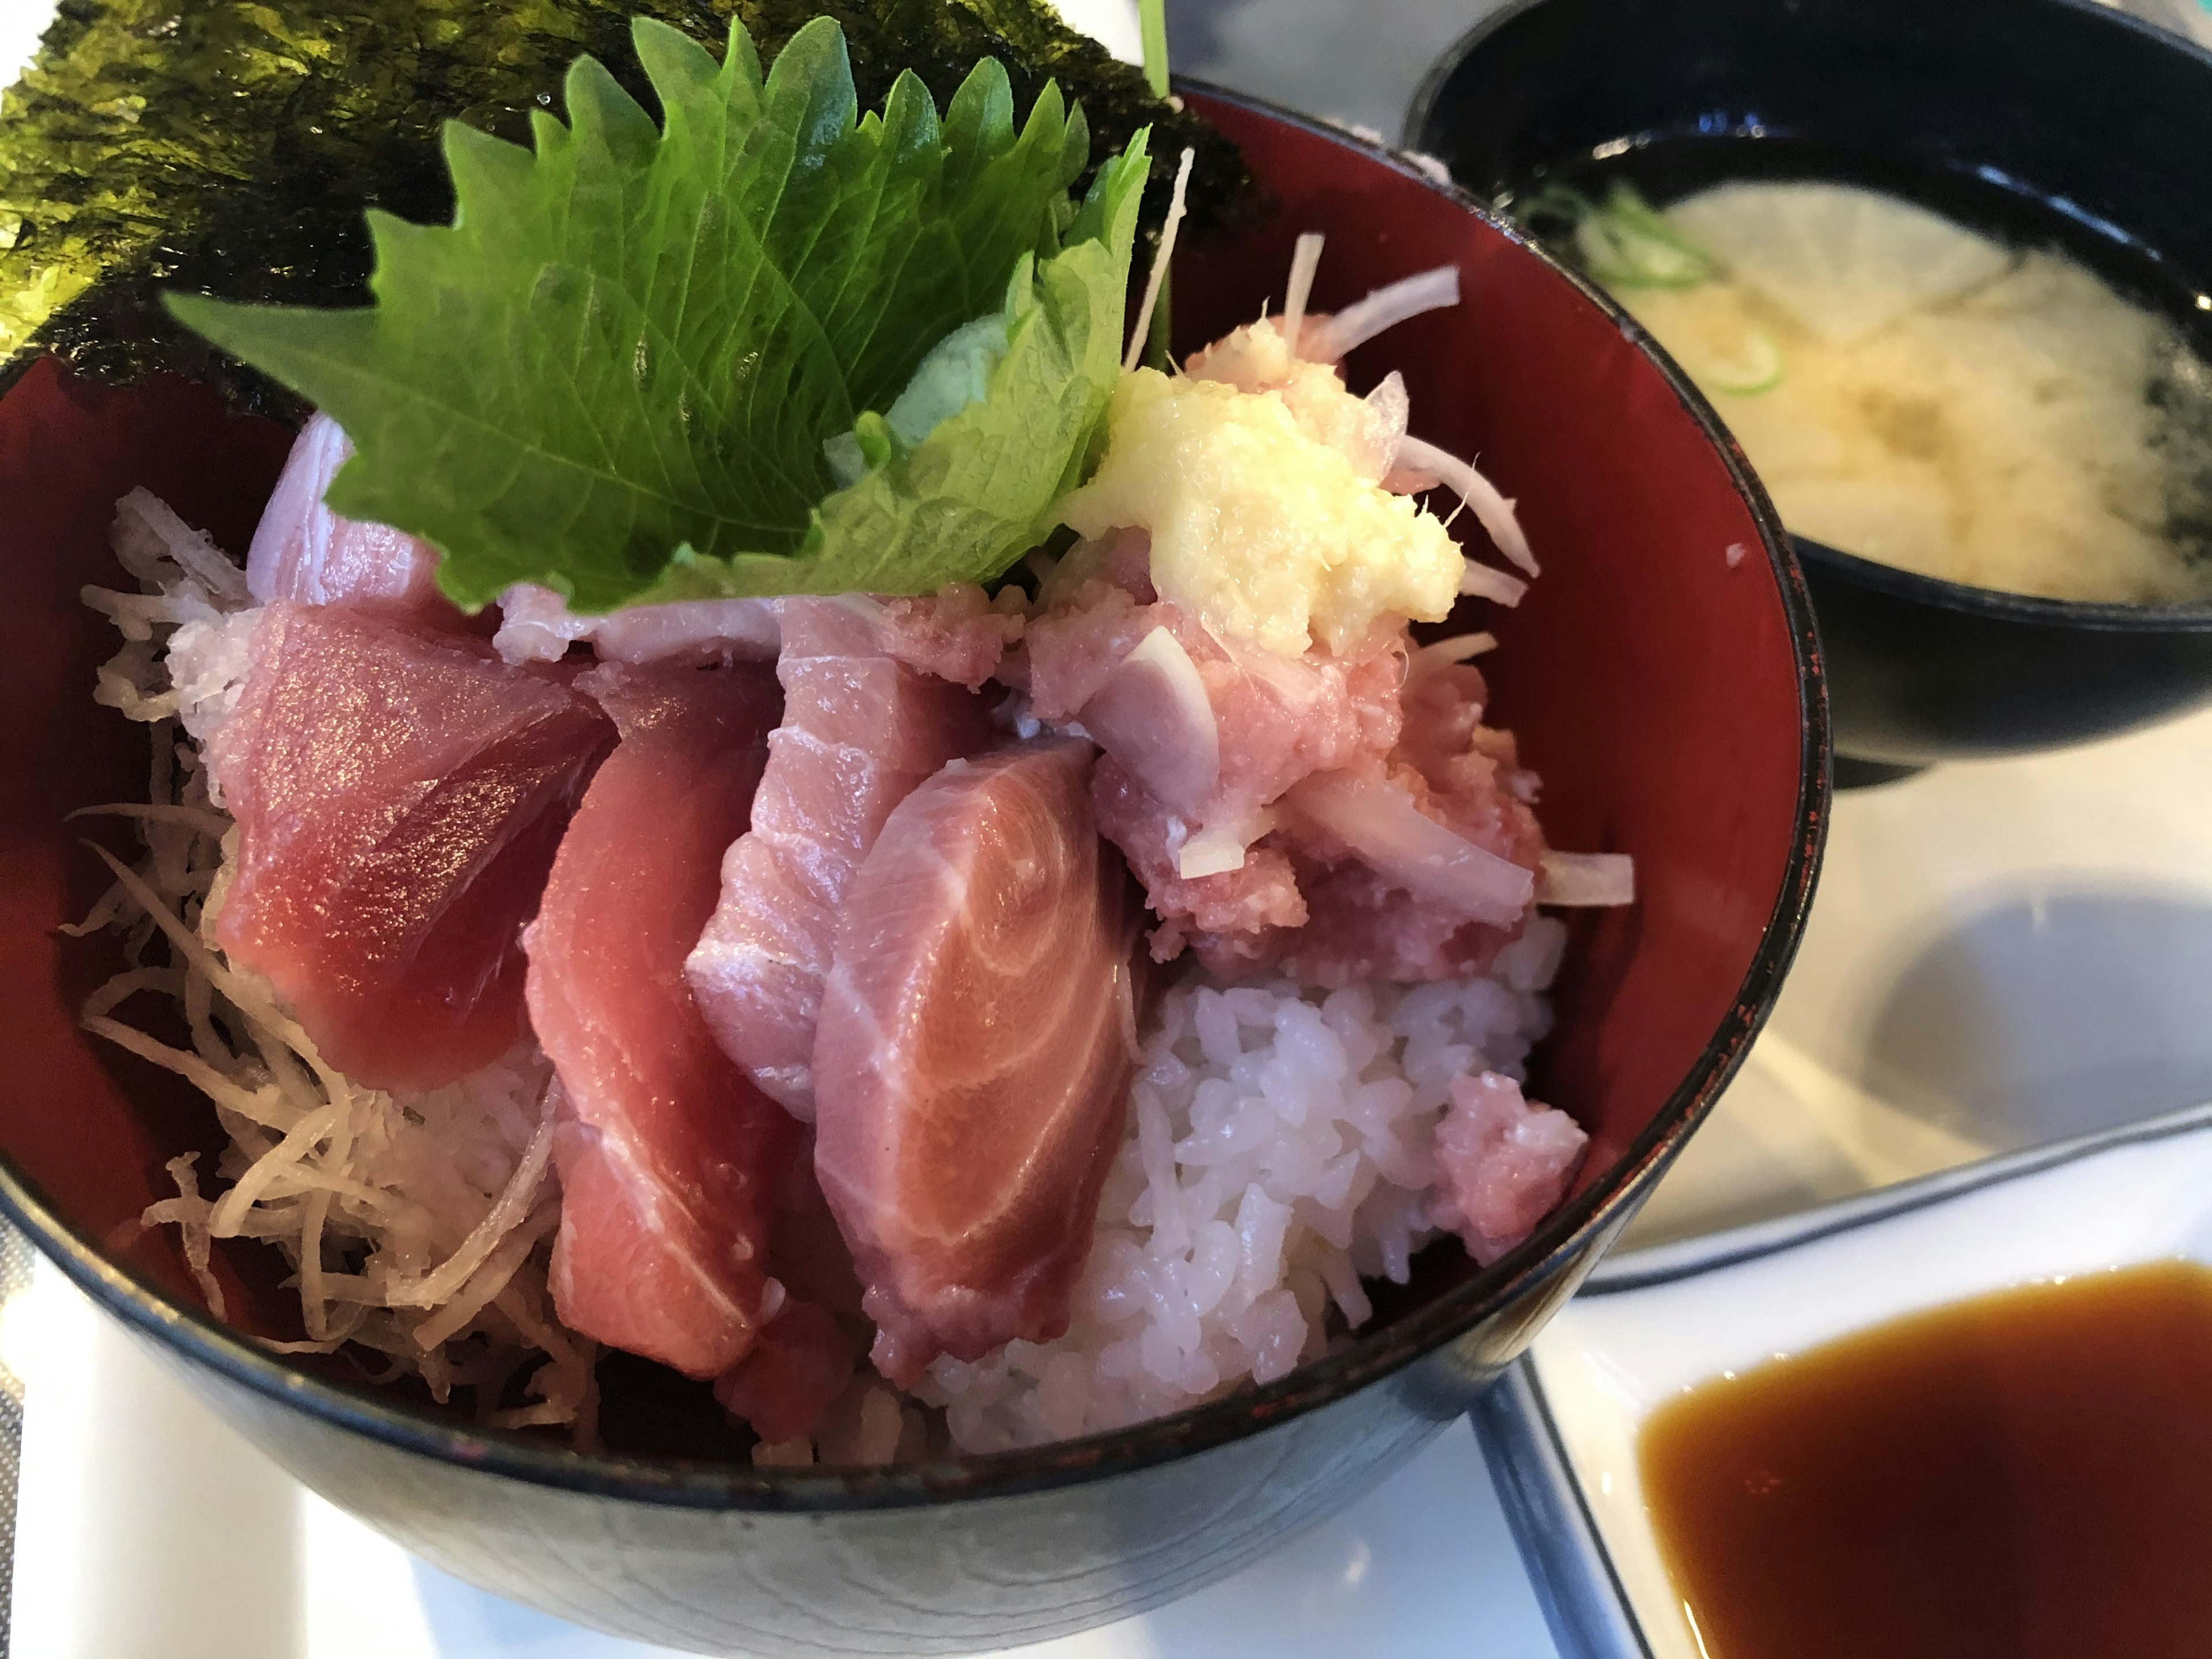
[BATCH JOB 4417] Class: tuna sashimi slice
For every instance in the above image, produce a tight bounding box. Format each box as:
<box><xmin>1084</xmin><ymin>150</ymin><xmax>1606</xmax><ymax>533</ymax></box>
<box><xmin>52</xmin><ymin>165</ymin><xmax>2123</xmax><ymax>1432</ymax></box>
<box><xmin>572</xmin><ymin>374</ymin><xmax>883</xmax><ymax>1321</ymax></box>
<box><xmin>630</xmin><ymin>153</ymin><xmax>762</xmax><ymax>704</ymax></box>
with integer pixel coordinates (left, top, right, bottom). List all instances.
<box><xmin>207</xmin><ymin>603</ymin><xmax>613</xmax><ymax>1091</ymax></box>
<box><xmin>813</xmin><ymin>740</ymin><xmax>1138</xmax><ymax>1387</ymax></box>
<box><xmin>685</xmin><ymin>598</ymin><xmax>994</xmax><ymax>1118</ymax></box>
<box><xmin>247</xmin><ymin>414</ymin><xmax>461</xmax><ymax>627</ymax></box>
<box><xmin>528</xmin><ymin>662</ymin><xmax>801</xmax><ymax>1381</ymax></box>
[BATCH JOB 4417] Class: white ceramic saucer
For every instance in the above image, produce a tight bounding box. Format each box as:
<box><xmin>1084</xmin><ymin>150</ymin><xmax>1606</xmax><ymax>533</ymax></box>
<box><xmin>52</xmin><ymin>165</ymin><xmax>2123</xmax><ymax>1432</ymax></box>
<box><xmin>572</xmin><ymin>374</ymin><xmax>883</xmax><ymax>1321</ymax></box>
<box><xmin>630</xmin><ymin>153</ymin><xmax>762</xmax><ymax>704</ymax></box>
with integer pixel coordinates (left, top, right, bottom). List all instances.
<box><xmin>1474</xmin><ymin>1100</ymin><xmax>2212</xmax><ymax>1659</ymax></box>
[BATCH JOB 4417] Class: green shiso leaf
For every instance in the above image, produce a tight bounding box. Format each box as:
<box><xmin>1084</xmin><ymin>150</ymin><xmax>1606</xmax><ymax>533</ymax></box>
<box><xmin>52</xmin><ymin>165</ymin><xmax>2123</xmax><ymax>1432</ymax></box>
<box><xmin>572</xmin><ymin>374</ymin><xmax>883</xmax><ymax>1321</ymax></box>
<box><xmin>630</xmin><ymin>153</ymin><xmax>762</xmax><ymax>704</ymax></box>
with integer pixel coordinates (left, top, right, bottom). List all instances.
<box><xmin>168</xmin><ymin>16</ymin><xmax>1148</xmax><ymax>612</ymax></box>
<box><xmin>0</xmin><ymin>0</ymin><xmax>1244</xmax><ymax>404</ymax></box>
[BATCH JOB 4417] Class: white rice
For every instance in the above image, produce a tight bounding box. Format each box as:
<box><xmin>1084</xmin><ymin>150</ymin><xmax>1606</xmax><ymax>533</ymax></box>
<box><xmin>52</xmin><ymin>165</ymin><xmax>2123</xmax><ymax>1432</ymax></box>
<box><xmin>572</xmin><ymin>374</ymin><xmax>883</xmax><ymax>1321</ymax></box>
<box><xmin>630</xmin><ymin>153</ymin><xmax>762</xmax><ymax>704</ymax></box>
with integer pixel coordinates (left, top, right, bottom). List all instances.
<box><xmin>918</xmin><ymin>920</ymin><xmax>1565</xmax><ymax>1453</ymax></box>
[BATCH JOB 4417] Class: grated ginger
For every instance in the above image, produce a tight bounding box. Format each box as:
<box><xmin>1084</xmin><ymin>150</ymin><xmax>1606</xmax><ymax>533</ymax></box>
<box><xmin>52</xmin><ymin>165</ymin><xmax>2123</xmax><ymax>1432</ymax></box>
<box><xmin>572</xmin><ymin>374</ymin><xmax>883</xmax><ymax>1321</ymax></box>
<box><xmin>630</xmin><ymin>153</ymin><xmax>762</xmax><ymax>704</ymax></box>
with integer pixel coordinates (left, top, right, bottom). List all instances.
<box><xmin>1058</xmin><ymin>366</ymin><xmax>1465</xmax><ymax>657</ymax></box>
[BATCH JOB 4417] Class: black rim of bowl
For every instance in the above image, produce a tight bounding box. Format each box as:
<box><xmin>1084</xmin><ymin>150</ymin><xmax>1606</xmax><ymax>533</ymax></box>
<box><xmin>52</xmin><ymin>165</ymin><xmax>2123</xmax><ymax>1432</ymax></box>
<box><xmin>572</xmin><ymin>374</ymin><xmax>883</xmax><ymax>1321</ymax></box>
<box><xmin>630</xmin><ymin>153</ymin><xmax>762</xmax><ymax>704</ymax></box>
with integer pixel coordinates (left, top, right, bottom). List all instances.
<box><xmin>0</xmin><ymin>83</ymin><xmax>1832</xmax><ymax>1515</ymax></box>
<box><xmin>1793</xmin><ymin>536</ymin><xmax>2212</xmax><ymax>632</ymax></box>
<box><xmin>1406</xmin><ymin>0</ymin><xmax>2212</xmax><ymax>639</ymax></box>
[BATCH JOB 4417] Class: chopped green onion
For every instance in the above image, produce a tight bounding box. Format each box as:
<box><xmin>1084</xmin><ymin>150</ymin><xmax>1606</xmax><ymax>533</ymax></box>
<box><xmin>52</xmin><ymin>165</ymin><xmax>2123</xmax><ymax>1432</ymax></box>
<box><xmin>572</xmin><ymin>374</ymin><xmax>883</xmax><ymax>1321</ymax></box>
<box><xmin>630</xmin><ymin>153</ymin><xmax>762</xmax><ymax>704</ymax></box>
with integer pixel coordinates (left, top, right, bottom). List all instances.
<box><xmin>1600</xmin><ymin>183</ymin><xmax>1718</xmax><ymax>279</ymax></box>
<box><xmin>1543</xmin><ymin>179</ymin><xmax>1719</xmax><ymax>291</ymax></box>
<box><xmin>1692</xmin><ymin>329</ymin><xmax>1785</xmax><ymax>397</ymax></box>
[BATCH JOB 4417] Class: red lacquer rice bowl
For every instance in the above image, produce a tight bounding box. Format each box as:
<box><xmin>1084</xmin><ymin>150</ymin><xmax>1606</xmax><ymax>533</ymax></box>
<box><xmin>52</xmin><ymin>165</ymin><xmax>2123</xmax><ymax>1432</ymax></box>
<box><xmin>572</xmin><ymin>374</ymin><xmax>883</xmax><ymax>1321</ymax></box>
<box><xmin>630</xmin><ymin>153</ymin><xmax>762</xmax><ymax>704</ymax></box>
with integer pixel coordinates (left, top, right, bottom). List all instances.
<box><xmin>0</xmin><ymin>89</ymin><xmax>1827</xmax><ymax>1657</ymax></box>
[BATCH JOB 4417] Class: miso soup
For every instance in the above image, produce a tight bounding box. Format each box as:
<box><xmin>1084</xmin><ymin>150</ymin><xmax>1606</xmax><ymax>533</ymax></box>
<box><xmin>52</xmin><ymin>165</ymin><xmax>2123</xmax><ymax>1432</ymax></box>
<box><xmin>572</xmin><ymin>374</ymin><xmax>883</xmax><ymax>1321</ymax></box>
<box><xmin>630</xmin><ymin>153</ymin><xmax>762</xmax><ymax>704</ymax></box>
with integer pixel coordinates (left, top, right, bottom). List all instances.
<box><xmin>1557</xmin><ymin>180</ymin><xmax>2212</xmax><ymax>605</ymax></box>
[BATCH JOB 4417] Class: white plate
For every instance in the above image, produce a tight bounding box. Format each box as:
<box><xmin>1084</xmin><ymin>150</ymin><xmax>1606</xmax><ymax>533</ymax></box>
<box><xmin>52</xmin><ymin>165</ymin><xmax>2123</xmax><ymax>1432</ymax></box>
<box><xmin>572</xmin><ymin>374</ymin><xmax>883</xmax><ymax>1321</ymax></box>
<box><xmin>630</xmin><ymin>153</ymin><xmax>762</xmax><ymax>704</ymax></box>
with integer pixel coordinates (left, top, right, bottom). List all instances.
<box><xmin>1476</xmin><ymin>1101</ymin><xmax>2212</xmax><ymax>1659</ymax></box>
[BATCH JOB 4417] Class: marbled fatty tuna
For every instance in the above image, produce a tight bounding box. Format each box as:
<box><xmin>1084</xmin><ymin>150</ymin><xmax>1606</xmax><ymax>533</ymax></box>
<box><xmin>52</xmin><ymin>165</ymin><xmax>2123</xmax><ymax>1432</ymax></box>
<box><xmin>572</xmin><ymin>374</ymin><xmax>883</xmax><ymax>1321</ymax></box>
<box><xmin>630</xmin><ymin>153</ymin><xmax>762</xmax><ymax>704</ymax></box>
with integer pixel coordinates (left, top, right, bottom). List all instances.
<box><xmin>685</xmin><ymin>599</ymin><xmax>994</xmax><ymax>1118</ymax></box>
<box><xmin>812</xmin><ymin>741</ymin><xmax>1137</xmax><ymax>1387</ymax></box>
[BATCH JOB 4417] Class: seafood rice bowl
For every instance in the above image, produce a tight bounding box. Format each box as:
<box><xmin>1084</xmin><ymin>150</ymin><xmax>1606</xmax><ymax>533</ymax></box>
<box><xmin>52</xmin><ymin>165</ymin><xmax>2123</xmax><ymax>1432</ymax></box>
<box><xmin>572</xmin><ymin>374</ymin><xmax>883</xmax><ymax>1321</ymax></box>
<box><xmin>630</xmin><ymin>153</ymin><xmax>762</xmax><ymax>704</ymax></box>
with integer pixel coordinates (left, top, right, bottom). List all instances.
<box><xmin>59</xmin><ymin>10</ymin><xmax>1633</xmax><ymax>1467</ymax></box>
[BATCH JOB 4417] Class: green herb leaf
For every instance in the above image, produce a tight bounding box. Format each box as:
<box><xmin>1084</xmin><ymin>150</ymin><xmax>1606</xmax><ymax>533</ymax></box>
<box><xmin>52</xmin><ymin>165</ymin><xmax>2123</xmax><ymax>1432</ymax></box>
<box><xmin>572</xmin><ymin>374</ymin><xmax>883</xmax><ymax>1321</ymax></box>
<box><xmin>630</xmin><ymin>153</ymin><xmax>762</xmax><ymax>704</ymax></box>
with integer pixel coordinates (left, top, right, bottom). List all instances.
<box><xmin>0</xmin><ymin>0</ymin><xmax>1243</xmax><ymax>404</ymax></box>
<box><xmin>168</xmin><ymin>16</ymin><xmax>1147</xmax><ymax>611</ymax></box>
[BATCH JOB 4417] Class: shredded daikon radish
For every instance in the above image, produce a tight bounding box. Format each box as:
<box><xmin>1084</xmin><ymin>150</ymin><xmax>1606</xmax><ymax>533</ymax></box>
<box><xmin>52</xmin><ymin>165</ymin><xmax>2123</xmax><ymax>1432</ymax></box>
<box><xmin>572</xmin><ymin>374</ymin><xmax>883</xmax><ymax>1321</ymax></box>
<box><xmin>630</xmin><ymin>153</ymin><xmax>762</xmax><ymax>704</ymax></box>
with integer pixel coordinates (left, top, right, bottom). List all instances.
<box><xmin>74</xmin><ymin>490</ymin><xmax>592</xmax><ymax>1430</ymax></box>
<box><xmin>1302</xmin><ymin>265</ymin><xmax>1461</xmax><ymax>361</ymax></box>
<box><xmin>1537</xmin><ymin>851</ymin><xmax>1637</xmax><ymax>907</ymax></box>
<box><xmin>1125</xmin><ymin>146</ymin><xmax>1196</xmax><ymax>372</ymax></box>
<box><xmin>112</xmin><ymin>487</ymin><xmax>252</xmax><ymax>608</ymax></box>
<box><xmin>384</xmin><ymin>1098</ymin><xmax>559</xmax><ymax>1310</ymax></box>
<box><xmin>411</xmin><ymin>1205</ymin><xmax>560</xmax><ymax>1351</ymax></box>
<box><xmin>142</xmin><ymin>1155</ymin><xmax>226</xmax><ymax>1320</ymax></box>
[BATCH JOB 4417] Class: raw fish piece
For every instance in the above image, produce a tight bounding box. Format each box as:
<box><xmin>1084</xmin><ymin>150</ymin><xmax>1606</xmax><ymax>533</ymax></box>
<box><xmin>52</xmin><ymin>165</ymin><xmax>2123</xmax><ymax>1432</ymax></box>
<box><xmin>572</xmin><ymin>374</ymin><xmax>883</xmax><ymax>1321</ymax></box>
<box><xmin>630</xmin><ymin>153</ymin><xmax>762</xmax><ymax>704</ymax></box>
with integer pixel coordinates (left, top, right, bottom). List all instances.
<box><xmin>686</xmin><ymin>599</ymin><xmax>995</xmax><ymax>1118</ymax></box>
<box><xmin>1426</xmin><ymin>1072</ymin><xmax>1587</xmax><ymax>1265</ymax></box>
<box><xmin>713</xmin><ymin>1302</ymin><xmax>855</xmax><ymax>1444</ymax></box>
<box><xmin>247</xmin><ymin>414</ymin><xmax>460</xmax><ymax>626</ymax></box>
<box><xmin>1218</xmin><ymin>663</ymin><xmax>1547</xmax><ymax>984</ymax></box>
<box><xmin>813</xmin><ymin>740</ymin><xmax>1137</xmax><ymax>1387</ymax></box>
<box><xmin>707</xmin><ymin>1128</ymin><xmax>866</xmax><ymax>1441</ymax></box>
<box><xmin>207</xmin><ymin>604</ymin><xmax>613</xmax><ymax>1090</ymax></box>
<box><xmin>529</xmin><ymin>662</ymin><xmax>800</xmax><ymax>1380</ymax></box>
<box><xmin>493</xmin><ymin>583</ymin><xmax>781</xmax><ymax>666</ymax></box>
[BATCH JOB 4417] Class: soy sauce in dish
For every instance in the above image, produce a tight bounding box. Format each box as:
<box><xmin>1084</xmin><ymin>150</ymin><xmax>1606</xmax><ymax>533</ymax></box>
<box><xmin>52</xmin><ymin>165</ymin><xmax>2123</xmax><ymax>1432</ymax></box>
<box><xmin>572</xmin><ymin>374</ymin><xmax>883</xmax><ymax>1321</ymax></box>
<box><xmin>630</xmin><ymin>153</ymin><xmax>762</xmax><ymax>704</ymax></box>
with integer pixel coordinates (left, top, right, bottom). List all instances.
<box><xmin>1638</xmin><ymin>1259</ymin><xmax>2212</xmax><ymax>1659</ymax></box>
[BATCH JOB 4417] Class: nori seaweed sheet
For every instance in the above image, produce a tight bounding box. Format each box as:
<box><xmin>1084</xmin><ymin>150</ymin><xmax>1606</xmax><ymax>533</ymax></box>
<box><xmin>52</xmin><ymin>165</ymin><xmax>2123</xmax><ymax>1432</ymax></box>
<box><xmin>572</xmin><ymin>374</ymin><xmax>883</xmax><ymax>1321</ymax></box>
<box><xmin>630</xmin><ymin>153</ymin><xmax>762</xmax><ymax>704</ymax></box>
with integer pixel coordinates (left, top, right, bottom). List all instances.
<box><xmin>0</xmin><ymin>0</ymin><xmax>1251</xmax><ymax>410</ymax></box>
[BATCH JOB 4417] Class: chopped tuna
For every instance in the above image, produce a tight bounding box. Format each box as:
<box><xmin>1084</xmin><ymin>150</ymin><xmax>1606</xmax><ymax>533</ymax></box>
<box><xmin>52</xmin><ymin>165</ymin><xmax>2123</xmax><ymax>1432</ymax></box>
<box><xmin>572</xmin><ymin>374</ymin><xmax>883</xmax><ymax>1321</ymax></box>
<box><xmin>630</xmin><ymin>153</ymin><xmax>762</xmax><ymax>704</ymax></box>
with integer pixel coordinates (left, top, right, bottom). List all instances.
<box><xmin>1023</xmin><ymin>579</ymin><xmax>1402</xmax><ymax>851</ymax></box>
<box><xmin>493</xmin><ymin>583</ymin><xmax>781</xmax><ymax>667</ymax></box>
<box><xmin>246</xmin><ymin>414</ymin><xmax>461</xmax><ymax>627</ymax></box>
<box><xmin>713</xmin><ymin>1301</ymin><xmax>855</xmax><ymax>1443</ymax></box>
<box><xmin>872</xmin><ymin>584</ymin><xmax>1027</xmax><ymax>691</ymax></box>
<box><xmin>206</xmin><ymin>603</ymin><xmax>613</xmax><ymax>1090</ymax></box>
<box><xmin>528</xmin><ymin>661</ymin><xmax>800</xmax><ymax>1380</ymax></box>
<box><xmin>1092</xmin><ymin>754</ymin><xmax>1307</xmax><ymax>964</ymax></box>
<box><xmin>1021</xmin><ymin>569</ymin><xmax>1484</xmax><ymax>972</ymax></box>
<box><xmin>1041</xmin><ymin>601</ymin><xmax>1545</xmax><ymax>982</ymax></box>
<box><xmin>813</xmin><ymin>741</ymin><xmax>1137</xmax><ymax>1387</ymax></box>
<box><xmin>685</xmin><ymin>598</ymin><xmax>995</xmax><ymax>1118</ymax></box>
<box><xmin>1214</xmin><ymin>661</ymin><xmax>1547</xmax><ymax>984</ymax></box>
<box><xmin>1426</xmin><ymin>1071</ymin><xmax>1587</xmax><ymax>1265</ymax></box>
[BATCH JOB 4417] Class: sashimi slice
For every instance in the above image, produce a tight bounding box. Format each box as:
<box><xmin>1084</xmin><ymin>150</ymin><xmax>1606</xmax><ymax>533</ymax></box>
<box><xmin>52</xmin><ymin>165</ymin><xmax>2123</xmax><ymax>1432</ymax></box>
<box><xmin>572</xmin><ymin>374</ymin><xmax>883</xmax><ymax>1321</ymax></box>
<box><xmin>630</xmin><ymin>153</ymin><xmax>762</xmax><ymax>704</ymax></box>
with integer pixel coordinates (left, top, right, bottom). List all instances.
<box><xmin>247</xmin><ymin>414</ymin><xmax>461</xmax><ymax>626</ymax></box>
<box><xmin>685</xmin><ymin>599</ymin><xmax>994</xmax><ymax>1118</ymax></box>
<box><xmin>493</xmin><ymin>583</ymin><xmax>781</xmax><ymax>666</ymax></box>
<box><xmin>527</xmin><ymin>661</ymin><xmax>800</xmax><ymax>1381</ymax></box>
<box><xmin>813</xmin><ymin>740</ymin><xmax>1138</xmax><ymax>1387</ymax></box>
<box><xmin>207</xmin><ymin>603</ymin><xmax>614</xmax><ymax>1091</ymax></box>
